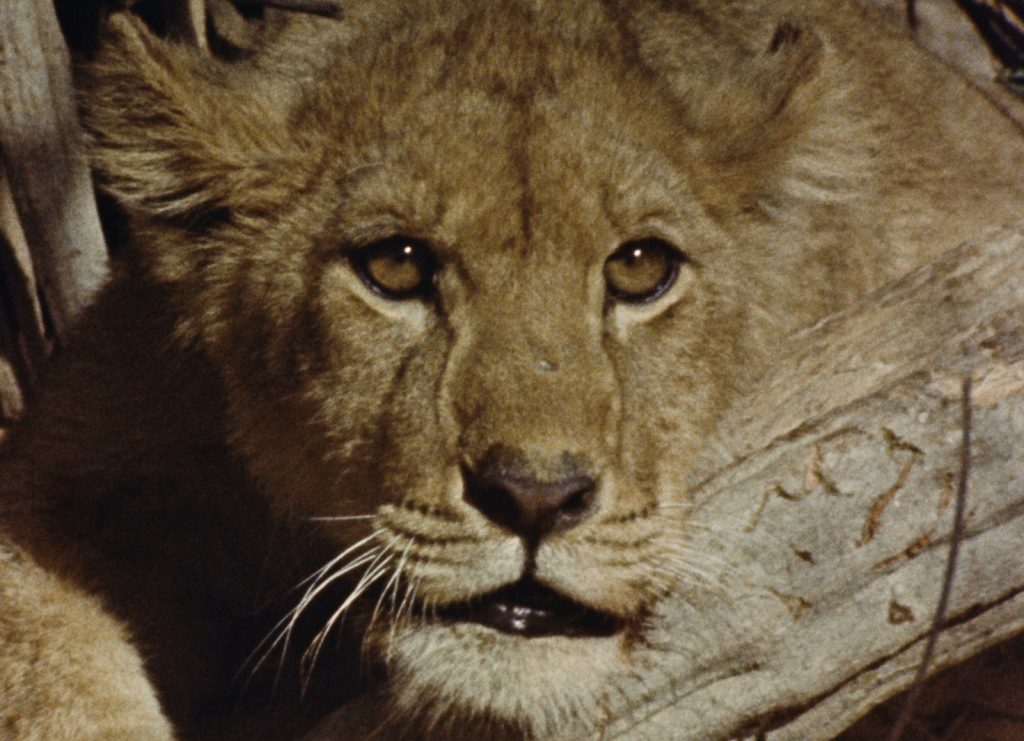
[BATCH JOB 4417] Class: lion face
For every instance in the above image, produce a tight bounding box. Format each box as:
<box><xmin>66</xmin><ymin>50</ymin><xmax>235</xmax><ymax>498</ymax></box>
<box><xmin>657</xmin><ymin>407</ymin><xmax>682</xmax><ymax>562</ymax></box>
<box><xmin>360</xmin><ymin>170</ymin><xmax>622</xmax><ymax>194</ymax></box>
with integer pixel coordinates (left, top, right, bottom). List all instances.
<box><xmin>84</xmin><ymin>1</ymin><xmax>869</xmax><ymax>735</ymax></box>
<box><xmin>233</xmin><ymin>21</ymin><xmax>735</xmax><ymax>728</ymax></box>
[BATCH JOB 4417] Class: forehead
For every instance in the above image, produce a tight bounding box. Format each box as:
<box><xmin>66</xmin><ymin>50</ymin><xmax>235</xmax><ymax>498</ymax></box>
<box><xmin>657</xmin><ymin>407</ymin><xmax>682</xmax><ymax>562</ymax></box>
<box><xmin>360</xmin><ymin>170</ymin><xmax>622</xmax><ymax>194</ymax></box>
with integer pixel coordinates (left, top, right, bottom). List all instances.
<box><xmin>301</xmin><ymin>2</ymin><xmax>701</xmax><ymax>259</ymax></box>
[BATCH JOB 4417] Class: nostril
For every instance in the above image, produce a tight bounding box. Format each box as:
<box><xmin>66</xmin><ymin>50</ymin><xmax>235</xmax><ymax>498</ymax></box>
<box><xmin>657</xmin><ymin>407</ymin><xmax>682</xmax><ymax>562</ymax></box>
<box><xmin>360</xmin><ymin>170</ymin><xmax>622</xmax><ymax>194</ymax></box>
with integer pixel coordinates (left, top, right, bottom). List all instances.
<box><xmin>466</xmin><ymin>477</ymin><xmax>521</xmax><ymax>531</ymax></box>
<box><xmin>561</xmin><ymin>485</ymin><xmax>593</xmax><ymax>519</ymax></box>
<box><xmin>462</xmin><ymin>465</ymin><xmax>598</xmax><ymax>539</ymax></box>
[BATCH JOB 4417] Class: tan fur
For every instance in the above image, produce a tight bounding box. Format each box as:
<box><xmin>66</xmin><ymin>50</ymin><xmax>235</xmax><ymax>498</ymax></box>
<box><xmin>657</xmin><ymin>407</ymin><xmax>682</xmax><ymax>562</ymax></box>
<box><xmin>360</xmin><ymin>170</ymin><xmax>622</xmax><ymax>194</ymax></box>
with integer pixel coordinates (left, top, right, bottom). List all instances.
<box><xmin>0</xmin><ymin>540</ymin><xmax>173</xmax><ymax>740</ymax></box>
<box><xmin>1</xmin><ymin>1</ymin><xmax>1023</xmax><ymax>738</ymax></box>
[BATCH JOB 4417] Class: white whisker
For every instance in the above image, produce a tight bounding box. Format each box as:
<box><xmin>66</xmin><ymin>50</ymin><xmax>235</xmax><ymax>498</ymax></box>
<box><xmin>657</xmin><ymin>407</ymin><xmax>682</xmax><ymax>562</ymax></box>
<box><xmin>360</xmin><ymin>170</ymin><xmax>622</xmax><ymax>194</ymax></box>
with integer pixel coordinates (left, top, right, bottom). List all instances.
<box><xmin>368</xmin><ymin>538</ymin><xmax>412</xmax><ymax>642</ymax></box>
<box><xmin>293</xmin><ymin>529</ymin><xmax>386</xmax><ymax>591</ymax></box>
<box><xmin>300</xmin><ymin>535</ymin><xmax>402</xmax><ymax>689</ymax></box>
<box><xmin>248</xmin><ymin>548</ymin><xmax>382</xmax><ymax>682</ymax></box>
<box><xmin>385</xmin><ymin>560</ymin><xmax>418</xmax><ymax>664</ymax></box>
<box><xmin>240</xmin><ymin>529</ymin><xmax>385</xmax><ymax>682</ymax></box>
<box><xmin>301</xmin><ymin>558</ymin><xmax>393</xmax><ymax>691</ymax></box>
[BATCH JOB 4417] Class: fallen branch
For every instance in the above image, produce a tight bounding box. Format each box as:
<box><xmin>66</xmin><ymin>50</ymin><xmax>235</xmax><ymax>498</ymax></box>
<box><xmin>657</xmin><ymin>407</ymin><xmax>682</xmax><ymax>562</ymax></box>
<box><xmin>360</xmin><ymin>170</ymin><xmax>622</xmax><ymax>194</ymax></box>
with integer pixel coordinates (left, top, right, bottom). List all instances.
<box><xmin>0</xmin><ymin>0</ymin><xmax>109</xmax><ymax>339</ymax></box>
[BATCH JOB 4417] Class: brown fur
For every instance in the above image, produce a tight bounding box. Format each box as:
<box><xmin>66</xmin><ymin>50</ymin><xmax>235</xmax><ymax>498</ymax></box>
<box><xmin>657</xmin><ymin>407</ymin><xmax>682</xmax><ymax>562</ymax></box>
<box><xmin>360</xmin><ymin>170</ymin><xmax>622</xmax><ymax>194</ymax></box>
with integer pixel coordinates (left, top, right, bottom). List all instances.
<box><xmin>2</xmin><ymin>1</ymin><xmax>1023</xmax><ymax>738</ymax></box>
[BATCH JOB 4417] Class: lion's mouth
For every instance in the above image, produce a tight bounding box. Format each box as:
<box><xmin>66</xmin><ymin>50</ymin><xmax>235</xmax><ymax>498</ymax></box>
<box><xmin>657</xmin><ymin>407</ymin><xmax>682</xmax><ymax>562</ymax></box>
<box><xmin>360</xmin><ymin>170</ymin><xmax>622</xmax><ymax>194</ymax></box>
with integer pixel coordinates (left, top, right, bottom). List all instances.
<box><xmin>438</xmin><ymin>578</ymin><xmax>623</xmax><ymax>638</ymax></box>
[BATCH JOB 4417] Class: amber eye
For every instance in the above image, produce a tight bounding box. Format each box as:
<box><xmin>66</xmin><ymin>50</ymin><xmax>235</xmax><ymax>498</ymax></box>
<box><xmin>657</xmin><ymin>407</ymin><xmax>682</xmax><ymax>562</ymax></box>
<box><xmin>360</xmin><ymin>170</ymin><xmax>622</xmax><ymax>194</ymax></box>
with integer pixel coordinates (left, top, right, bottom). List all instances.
<box><xmin>350</xmin><ymin>237</ymin><xmax>437</xmax><ymax>300</ymax></box>
<box><xmin>604</xmin><ymin>239</ymin><xmax>685</xmax><ymax>303</ymax></box>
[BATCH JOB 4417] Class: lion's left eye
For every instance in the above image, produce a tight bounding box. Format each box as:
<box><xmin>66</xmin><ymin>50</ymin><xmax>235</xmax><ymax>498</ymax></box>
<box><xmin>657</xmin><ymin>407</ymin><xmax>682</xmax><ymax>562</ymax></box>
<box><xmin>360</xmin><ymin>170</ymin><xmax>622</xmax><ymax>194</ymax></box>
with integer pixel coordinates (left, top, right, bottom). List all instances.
<box><xmin>350</xmin><ymin>237</ymin><xmax>437</xmax><ymax>300</ymax></box>
<box><xmin>604</xmin><ymin>238</ymin><xmax>685</xmax><ymax>304</ymax></box>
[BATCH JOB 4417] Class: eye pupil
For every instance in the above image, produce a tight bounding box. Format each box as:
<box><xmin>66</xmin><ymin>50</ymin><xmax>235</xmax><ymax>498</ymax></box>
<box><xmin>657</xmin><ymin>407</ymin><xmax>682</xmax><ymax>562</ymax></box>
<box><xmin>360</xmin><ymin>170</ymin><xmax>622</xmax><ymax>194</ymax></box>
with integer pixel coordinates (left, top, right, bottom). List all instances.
<box><xmin>351</xmin><ymin>236</ymin><xmax>436</xmax><ymax>300</ymax></box>
<box><xmin>604</xmin><ymin>239</ymin><xmax>684</xmax><ymax>304</ymax></box>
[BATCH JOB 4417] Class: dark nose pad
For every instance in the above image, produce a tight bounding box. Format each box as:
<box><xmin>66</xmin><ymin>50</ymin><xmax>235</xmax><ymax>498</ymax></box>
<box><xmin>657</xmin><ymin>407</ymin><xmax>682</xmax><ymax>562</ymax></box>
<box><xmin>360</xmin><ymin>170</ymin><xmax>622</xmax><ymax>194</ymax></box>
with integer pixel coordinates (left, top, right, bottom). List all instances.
<box><xmin>463</xmin><ymin>463</ymin><xmax>597</xmax><ymax>540</ymax></box>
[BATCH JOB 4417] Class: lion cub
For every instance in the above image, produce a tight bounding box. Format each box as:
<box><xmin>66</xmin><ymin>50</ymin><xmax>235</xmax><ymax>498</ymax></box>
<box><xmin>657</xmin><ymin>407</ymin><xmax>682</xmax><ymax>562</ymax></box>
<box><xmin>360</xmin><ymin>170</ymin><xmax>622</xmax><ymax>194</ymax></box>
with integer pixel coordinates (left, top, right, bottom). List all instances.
<box><xmin>2</xmin><ymin>1</ymin><xmax>1023</xmax><ymax>739</ymax></box>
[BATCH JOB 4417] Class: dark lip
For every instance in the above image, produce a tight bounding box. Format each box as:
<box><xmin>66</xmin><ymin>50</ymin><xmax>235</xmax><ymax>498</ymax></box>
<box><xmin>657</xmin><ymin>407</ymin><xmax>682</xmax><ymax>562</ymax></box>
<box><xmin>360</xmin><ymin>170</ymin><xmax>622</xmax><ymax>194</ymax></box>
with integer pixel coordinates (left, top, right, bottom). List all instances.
<box><xmin>436</xmin><ymin>577</ymin><xmax>623</xmax><ymax>638</ymax></box>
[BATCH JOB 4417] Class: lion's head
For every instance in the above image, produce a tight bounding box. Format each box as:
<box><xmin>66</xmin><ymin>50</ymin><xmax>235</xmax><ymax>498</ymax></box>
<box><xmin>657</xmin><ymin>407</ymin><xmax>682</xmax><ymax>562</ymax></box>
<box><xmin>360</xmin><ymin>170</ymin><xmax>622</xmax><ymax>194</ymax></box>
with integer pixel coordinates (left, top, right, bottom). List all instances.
<box><xmin>82</xmin><ymin>1</ymin><xmax>900</xmax><ymax>735</ymax></box>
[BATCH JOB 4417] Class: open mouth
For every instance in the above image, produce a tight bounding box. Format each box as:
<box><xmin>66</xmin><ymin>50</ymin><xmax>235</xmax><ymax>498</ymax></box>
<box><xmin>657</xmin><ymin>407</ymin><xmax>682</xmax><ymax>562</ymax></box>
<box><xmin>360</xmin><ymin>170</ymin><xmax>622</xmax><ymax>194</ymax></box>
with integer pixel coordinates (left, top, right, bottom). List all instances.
<box><xmin>438</xmin><ymin>578</ymin><xmax>623</xmax><ymax>638</ymax></box>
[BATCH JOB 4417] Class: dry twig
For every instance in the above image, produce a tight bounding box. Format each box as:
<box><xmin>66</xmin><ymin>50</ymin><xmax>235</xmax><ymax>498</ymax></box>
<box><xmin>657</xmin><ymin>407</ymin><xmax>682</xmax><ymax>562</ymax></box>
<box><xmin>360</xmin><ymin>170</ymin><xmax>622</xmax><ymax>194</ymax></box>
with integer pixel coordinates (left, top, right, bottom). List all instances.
<box><xmin>886</xmin><ymin>375</ymin><xmax>974</xmax><ymax>741</ymax></box>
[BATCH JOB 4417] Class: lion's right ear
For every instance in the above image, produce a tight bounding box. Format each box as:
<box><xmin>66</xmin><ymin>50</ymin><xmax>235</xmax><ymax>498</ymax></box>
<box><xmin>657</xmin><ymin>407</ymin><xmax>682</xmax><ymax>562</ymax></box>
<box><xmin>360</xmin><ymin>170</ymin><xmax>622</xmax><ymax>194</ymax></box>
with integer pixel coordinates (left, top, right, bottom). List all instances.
<box><xmin>79</xmin><ymin>13</ymin><xmax>296</xmax><ymax>231</ymax></box>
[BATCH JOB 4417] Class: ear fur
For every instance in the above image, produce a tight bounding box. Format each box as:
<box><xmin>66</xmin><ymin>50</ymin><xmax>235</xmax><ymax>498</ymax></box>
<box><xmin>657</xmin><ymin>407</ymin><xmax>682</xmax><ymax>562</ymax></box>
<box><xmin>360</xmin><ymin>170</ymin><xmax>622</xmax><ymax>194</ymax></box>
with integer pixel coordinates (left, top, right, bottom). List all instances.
<box><xmin>699</xmin><ymin>20</ymin><xmax>823</xmax><ymax>147</ymax></box>
<box><xmin>79</xmin><ymin>13</ymin><xmax>298</xmax><ymax>232</ymax></box>
<box><xmin>627</xmin><ymin>4</ymin><xmax>871</xmax><ymax>209</ymax></box>
<box><xmin>630</xmin><ymin>8</ymin><xmax>824</xmax><ymax>150</ymax></box>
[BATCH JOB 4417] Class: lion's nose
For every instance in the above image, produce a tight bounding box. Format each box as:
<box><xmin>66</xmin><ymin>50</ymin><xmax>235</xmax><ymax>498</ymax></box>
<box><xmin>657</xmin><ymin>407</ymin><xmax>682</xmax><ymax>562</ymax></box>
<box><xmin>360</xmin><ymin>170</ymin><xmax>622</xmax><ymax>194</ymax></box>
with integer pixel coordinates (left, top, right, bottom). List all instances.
<box><xmin>462</xmin><ymin>463</ymin><xmax>597</xmax><ymax>540</ymax></box>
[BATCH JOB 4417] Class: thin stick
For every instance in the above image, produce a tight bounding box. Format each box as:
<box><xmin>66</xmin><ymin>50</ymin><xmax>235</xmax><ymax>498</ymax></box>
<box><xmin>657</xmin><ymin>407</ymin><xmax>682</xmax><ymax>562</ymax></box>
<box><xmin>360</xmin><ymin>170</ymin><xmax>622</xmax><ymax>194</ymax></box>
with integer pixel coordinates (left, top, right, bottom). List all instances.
<box><xmin>953</xmin><ymin>0</ymin><xmax>1024</xmax><ymax>71</ymax></box>
<box><xmin>886</xmin><ymin>374</ymin><xmax>973</xmax><ymax>741</ymax></box>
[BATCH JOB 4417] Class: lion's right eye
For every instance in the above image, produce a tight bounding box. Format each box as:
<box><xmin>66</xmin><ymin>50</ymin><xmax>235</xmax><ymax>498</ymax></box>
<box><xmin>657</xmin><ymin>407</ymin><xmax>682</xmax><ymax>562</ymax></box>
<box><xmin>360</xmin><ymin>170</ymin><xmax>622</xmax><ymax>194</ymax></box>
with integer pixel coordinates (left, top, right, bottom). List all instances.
<box><xmin>349</xmin><ymin>237</ymin><xmax>437</xmax><ymax>300</ymax></box>
<box><xmin>604</xmin><ymin>238</ymin><xmax>685</xmax><ymax>304</ymax></box>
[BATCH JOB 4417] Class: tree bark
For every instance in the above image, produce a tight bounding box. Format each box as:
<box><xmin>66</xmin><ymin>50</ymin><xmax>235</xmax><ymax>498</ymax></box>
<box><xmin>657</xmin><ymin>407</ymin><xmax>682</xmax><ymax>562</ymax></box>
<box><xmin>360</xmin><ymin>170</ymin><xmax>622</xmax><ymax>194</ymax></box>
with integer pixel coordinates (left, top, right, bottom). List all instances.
<box><xmin>0</xmin><ymin>0</ymin><xmax>109</xmax><ymax>340</ymax></box>
<box><xmin>0</xmin><ymin>172</ymin><xmax>39</xmax><ymax>423</ymax></box>
<box><xmin>867</xmin><ymin>0</ymin><xmax>1024</xmax><ymax>127</ymax></box>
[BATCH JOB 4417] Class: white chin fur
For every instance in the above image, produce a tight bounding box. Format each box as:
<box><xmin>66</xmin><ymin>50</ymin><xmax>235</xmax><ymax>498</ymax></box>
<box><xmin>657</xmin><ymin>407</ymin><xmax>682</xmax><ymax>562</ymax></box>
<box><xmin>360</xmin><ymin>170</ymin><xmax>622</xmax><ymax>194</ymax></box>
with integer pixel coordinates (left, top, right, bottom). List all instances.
<box><xmin>386</xmin><ymin>621</ymin><xmax>630</xmax><ymax>736</ymax></box>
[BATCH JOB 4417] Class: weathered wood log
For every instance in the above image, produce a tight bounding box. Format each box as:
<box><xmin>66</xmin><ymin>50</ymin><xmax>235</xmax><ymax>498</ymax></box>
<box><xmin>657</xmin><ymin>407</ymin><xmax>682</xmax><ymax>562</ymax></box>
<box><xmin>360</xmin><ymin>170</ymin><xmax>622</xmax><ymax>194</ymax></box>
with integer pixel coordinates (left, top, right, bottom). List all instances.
<box><xmin>872</xmin><ymin>0</ymin><xmax>998</xmax><ymax>81</ymax></box>
<box><xmin>869</xmin><ymin>0</ymin><xmax>1024</xmax><ymax>126</ymax></box>
<box><xmin>0</xmin><ymin>171</ymin><xmax>44</xmax><ymax>423</ymax></box>
<box><xmin>0</xmin><ymin>0</ymin><xmax>109</xmax><ymax>339</ymax></box>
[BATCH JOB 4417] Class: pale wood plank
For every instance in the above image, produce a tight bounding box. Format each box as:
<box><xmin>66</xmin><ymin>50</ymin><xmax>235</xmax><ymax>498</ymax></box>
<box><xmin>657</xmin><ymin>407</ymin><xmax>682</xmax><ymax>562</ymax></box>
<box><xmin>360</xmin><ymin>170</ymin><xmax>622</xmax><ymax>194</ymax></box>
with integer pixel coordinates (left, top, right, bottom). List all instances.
<box><xmin>0</xmin><ymin>0</ymin><xmax>109</xmax><ymax>339</ymax></box>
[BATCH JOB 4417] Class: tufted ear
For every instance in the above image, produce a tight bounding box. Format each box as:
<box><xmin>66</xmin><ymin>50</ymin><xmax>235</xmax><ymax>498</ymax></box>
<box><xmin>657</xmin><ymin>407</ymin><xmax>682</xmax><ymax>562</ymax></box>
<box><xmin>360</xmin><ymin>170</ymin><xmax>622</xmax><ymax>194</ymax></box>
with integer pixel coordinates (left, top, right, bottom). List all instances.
<box><xmin>693</xmin><ymin>21</ymin><xmax>823</xmax><ymax>151</ymax></box>
<box><xmin>630</xmin><ymin>7</ymin><xmax>825</xmax><ymax>151</ymax></box>
<box><xmin>625</xmin><ymin>4</ymin><xmax>868</xmax><ymax>209</ymax></box>
<box><xmin>79</xmin><ymin>13</ymin><xmax>299</xmax><ymax>233</ymax></box>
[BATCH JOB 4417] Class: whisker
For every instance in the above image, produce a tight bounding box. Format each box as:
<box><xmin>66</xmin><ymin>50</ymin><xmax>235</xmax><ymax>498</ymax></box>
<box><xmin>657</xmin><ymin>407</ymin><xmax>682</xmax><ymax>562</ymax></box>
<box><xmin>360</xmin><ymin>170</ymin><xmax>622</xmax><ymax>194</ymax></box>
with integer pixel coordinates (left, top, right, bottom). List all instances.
<box><xmin>662</xmin><ymin>556</ymin><xmax>742</xmax><ymax>587</ymax></box>
<box><xmin>300</xmin><ymin>536</ymin><xmax>402</xmax><ymax>689</ymax></box>
<box><xmin>385</xmin><ymin>543</ymin><xmax>411</xmax><ymax>627</ymax></box>
<box><xmin>654</xmin><ymin>565</ymin><xmax>728</xmax><ymax>595</ymax></box>
<box><xmin>401</xmin><ymin>576</ymin><xmax>420</xmax><ymax>622</ymax></box>
<box><xmin>362</xmin><ymin>539</ymin><xmax>415</xmax><ymax>670</ymax></box>
<box><xmin>301</xmin><ymin>558</ymin><xmax>393</xmax><ymax>692</ymax></box>
<box><xmin>247</xmin><ymin>548</ymin><xmax>382</xmax><ymax>683</ymax></box>
<box><xmin>240</xmin><ymin>529</ymin><xmax>385</xmax><ymax>682</ymax></box>
<box><xmin>660</xmin><ymin>502</ymin><xmax>796</xmax><ymax>547</ymax></box>
<box><xmin>385</xmin><ymin>558</ymin><xmax>418</xmax><ymax>664</ymax></box>
<box><xmin>367</xmin><ymin>538</ymin><xmax>412</xmax><ymax>645</ymax></box>
<box><xmin>293</xmin><ymin>529</ymin><xmax>387</xmax><ymax>592</ymax></box>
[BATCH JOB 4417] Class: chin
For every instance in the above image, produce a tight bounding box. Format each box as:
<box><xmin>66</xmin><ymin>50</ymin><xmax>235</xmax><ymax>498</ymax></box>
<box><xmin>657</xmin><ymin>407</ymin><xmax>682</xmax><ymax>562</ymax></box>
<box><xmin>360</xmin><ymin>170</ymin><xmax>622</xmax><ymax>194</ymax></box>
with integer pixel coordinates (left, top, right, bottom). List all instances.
<box><xmin>382</xmin><ymin>621</ymin><xmax>635</xmax><ymax>738</ymax></box>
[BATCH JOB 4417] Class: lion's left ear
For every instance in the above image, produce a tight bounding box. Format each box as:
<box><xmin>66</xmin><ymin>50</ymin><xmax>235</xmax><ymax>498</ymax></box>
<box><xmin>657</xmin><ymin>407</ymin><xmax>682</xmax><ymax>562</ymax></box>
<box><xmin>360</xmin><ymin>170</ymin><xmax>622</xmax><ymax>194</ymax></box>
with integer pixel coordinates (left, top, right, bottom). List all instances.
<box><xmin>79</xmin><ymin>12</ymin><xmax>297</xmax><ymax>232</ymax></box>
<box><xmin>631</xmin><ymin>8</ymin><xmax>825</xmax><ymax>150</ymax></box>
<box><xmin>628</xmin><ymin>7</ymin><xmax>867</xmax><ymax>209</ymax></box>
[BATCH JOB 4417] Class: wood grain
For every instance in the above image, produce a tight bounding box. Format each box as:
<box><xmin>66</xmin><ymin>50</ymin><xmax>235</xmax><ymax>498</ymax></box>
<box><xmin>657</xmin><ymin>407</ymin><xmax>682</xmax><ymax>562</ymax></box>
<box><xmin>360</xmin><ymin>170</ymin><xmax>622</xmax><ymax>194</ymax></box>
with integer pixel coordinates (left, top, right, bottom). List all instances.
<box><xmin>0</xmin><ymin>0</ymin><xmax>109</xmax><ymax>340</ymax></box>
